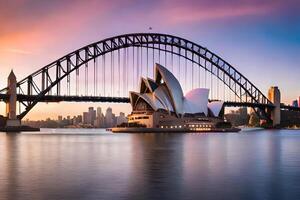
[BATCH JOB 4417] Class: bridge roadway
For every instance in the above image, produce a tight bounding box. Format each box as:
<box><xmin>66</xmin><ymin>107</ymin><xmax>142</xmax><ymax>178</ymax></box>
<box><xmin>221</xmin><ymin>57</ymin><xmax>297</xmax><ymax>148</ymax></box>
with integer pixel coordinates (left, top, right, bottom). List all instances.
<box><xmin>1</xmin><ymin>94</ymin><xmax>291</xmax><ymax>110</ymax></box>
<box><xmin>0</xmin><ymin>94</ymin><xmax>129</xmax><ymax>103</ymax></box>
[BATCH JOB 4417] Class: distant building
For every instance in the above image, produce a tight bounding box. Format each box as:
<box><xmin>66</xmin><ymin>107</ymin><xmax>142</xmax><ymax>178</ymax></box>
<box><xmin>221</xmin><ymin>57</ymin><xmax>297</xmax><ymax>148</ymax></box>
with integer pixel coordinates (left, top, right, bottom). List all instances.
<box><xmin>83</xmin><ymin>112</ymin><xmax>92</xmax><ymax>124</ymax></box>
<box><xmin>58</xmin><ymin>115</ymin><xmax>63</xmax><ymax>122</ymax></box>
<box><xmin>88</xmin><ymin>107</ymin><xmax>96</xmax><ymax>125</ymax></box>
<box><xmin>299</xmin><ymin>97</ymin><xmax>300</xmax><ymax>108</ymax></box>
<box><xmin>117</xmin><ymin>112</ymin><xmax>127</xmax><ymax>125</ymax></box>
<box><xmin>105</xmin><ymin>107</ymin><xmax>114</xmax><ymax>127</ymax></box>
<box><xmin>77</xmin><ymin>115</ymin><xmax>82</xmax><ymax>124</ymax></box>
<box><xmin>97</xmin><ymin>107</ymin><xmax>102</xmax><ymax>117</ymax></box>
<box><xmin>225</xmin><ymin>107</ymin><xmax>249</xmax><ymax>127</ymax></box>
<box><xmin>94</xmin><ymin>107</ymin><xmax>105</xmax><ymax>127</ymax></box>
<box><xmin>112</xmin><ymin>113</ymin><xmax>117</xmax><ymax>127</ymax></box>
<box><xmin>72</xmin><ymin>115</ymin><xmax>82</xmax><ymax>125</ymax></box>
<box><xmin>292</xmin><ymin>100</ymin><xmax>298</xmax><ymax>107</ymax></box>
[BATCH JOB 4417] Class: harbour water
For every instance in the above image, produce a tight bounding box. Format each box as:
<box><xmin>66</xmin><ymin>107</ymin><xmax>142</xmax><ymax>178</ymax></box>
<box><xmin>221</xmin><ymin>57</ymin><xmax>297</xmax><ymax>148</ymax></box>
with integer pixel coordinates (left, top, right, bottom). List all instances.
<box><xmin>0</xmin><ymin>128</ymin><xmax>300</xmax><ymax>200</ymax></box>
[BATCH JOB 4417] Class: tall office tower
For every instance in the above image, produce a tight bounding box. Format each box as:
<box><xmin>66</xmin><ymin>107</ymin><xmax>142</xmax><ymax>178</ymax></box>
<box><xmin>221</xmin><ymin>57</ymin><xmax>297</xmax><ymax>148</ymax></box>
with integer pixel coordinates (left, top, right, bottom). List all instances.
<box><xmin>88</xmin><ymin>107</ymin><xmax>96</xmax><ymax>125</ymax></box>
<box><xmin>105</xmin><ymin>107</ymin><xmax>113</xmax><ymax>127</ymax></box>
<box><xmin>83</xmin><ymin>112</ymin><xmax>92</xmax><ymax>124</ymax></box>
<box><xmin>97</xmin><ymin>107</ymin><xmax>102</xmax><ymax>117</ymax></box>
<box><xmin>292</xmin><ymin>100</ymin><xmax>298</xmax><ymax>107</ymax></box>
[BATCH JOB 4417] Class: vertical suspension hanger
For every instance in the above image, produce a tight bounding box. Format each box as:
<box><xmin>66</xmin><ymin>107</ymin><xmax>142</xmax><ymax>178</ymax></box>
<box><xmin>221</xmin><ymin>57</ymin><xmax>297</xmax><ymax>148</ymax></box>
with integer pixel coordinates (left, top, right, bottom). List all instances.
<box><xmin>185</xmin><ymin>49</ymin><xmax>187</xmax><ymax>92</ymax></box>
<box><xmin>171</xmin><ymin>45</ymin><xmax>174</xmax><ymax>72</ymax></box>
<box><xmin>165</xmin><ymin>43</ymin><xmax>167</xmax><ymax>67</ymax></box>
<box><xmin>85</xmin><ymin>50</ymin><xmax>88</xmax><ymax>96</ymax></box>
<box><xmin>204</xmin><ymin>59</ymin><xmax>207</xmax><ymax>88</ymax></box>
<box><xmin>118</xmin><ymin>49</ymin><xmax>121</xmax><ymax>97</ymax></box>
<box><xmin>94</xmin><ymin>57</ymin><xmax>96</xmax><ymax>96</ymax></box>
<box><xmin>158</xmin><ymin>42</ymin><xmax>161</xmax><ymax>64</ymax></box>
<box><xmin>198</xmin><ymin>55</ymin><xmax>201</xmax><ymax>88</ymax></box>
<box><xmin>152</xmin><ymin>43</ymin><xmax>155</xmax><ymax>78</ymax></box>
<box><xmin>137</xmin><ymin>46</ymin><xmax>139</xmax><ymax>89</ymax></box>
<box><xmin>178</xmin><ymin>47</ymin><xmax>181</xmax><ymax>83</ymax></box>
<box><xmin>133</xmin><ymin>46</ymin><xmax>135</xmax><ymax>90</ymax></box>
<box><xmin>146</xmin><ymin>41</ymin><xmax>149</xmax><ymax>77</ymax></box>
<box><xmin>140</xmin><ymin>44</ymin><xmax>143</xmax><ymax>77</ymax></box>
<box><xmin>126</xmin><ymin>48</ymin><xmax>129</xmax><ymax>93</ymax></box>
<box><xmin>111</xmin><ymin>51</ymin><xmax>114</xmax><ymax>97</ymax></box>
<box><xmin>211</xmin><ymin>62</ymin><xmax>213</xmax><ymax>100</ymax></box>
<box><xmin>103</xmin><ymin>53</ymin><xmax>106</xmax><ymax>96</ymax></box>
<box><xmin>192</xmin><ymin>52</ymin><xmax>194</xmax><ymax>89</ymax></box>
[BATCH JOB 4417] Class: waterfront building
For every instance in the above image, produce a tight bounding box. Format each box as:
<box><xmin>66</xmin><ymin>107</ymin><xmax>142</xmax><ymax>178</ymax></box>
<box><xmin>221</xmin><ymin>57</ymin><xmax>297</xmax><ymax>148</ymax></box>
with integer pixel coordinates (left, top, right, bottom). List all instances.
<box><xmin>125</xmin><ymin>64</ymin><xmax>229</xmax><ymax>131</ymax></box>
<box><xmin>58</xmin><ymin>115</ymin><xmax>63</xmax><ymax>122</ymax></box>
<box><xmin>77</xmin><ymin>115</ymin><xmax>82</xmax><ymax>124</ymax></box>
<box><xmin>83</xmin><ymin>112</ymin><xmax>91</xmax><ymax>124</ymax></box>
<box><xmin>292</xmin><ymin>100</ymin><xmax>298</xmax><ymax>107</ymax></box>
<box><xmin>72</xmin><ymin>115</ymin><xmax>82</xmax><ymax>125</ymax></box>
<box><xmin>94</xmin><ymin>107</ymin><xmax>105</xmax><ymax>127</ymax></box>
<box><xmin>224</xmin><ymin>107</ymin><xmax>249</xmax><ymax>126</ymax></box>
<box><xmin>88</xmin><ymin>107</ymin><xmax>96</xmax><ymax>125</ymax></box>
<box><xmin>97</xmin><ymin>107</ymin><xmax>102</xmax><ymax>117</ymax></box>
<box><xmin>117</xmin><ymin>112</ymin><xmax>127</xmax><ymax>125</ymax></box>
<box><xmin>105</xmin><ymin>107</ymin><xmax>114</xmax><ymax>127</ymax></box>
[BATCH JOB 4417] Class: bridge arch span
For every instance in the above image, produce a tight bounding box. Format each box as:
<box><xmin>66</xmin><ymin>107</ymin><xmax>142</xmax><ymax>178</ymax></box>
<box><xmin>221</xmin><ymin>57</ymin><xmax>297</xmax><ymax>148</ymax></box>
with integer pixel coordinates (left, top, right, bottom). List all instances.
<box><xmin>0</xmin><ymin>33</ymin><xmax>272</xmax><ymax>119</ymax></box>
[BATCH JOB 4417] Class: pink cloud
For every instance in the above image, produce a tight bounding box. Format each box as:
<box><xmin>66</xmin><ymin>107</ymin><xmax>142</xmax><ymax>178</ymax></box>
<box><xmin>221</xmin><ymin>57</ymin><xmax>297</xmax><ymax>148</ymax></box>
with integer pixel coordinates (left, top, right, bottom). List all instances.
<box><xmin>152</xmin><ymin>1</ymin><xmax>279</xmax><ymax>25</ymax></box>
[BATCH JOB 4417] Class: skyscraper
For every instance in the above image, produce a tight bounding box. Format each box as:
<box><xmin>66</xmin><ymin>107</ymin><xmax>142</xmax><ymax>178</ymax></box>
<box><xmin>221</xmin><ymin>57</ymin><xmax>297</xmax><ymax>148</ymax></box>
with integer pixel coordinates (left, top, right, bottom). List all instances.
<box><xmin>292</xmin><ymin>100</ymin><xmax>298</xmax><ymax>107</ymax></box>
<box><xmin>83</xmin><ymin>112</ymin><xmax>92</xmax><ymax>124</ymax></box>
<box><xmin>97</xmin><ymin>107</ymin><xmax>102</xmax><ymax>117</ymax></box>
<box><xmin>88</xmin><ymin>107</ymin><xmax>96</xmax><ymax>125</ymax></box>
<box><xmin>94</xmin><ymin>107</ymin><xmax>105</xmax><ymax>128</ymax></box>
<box><xmin>105</xmin><ymin>107</ymin><xmax>113</xmax><ymax>127</ymax></box>
<box><xmin>117</xmin><ymin>112</ymin><xmax>127</xmax><ymax>125</ymax></box>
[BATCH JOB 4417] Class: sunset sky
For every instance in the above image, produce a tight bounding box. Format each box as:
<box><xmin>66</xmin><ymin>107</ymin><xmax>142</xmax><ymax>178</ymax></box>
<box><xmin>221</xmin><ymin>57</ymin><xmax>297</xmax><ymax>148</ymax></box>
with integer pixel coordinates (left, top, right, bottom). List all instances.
<box><xmin>0</xmin><ymin>0</ymin><xmax>300</xmax><ymax>120</ymax></box>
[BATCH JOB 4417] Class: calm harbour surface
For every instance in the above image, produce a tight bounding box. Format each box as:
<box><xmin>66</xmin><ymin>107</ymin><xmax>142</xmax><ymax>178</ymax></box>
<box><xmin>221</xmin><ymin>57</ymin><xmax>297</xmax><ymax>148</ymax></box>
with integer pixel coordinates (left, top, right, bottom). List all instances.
<box><xmin>0</xmin><ymin>128</ymin><xmax>300</xmax><ymax>200</ymax></box>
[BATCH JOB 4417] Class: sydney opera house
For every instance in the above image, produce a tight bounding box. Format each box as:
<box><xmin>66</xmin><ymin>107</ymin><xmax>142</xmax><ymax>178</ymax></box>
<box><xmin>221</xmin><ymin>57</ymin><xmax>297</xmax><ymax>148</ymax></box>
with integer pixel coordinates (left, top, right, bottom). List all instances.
<box><xmin>112</xmin><ymin>64</ymin><xmax>239</xmax><ymax>132</ymax></box>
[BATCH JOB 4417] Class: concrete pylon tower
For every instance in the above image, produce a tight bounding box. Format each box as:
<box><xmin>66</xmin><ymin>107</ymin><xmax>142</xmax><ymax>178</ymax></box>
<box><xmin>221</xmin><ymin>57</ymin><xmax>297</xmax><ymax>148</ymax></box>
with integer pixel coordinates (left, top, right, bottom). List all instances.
<box><xmin>6</xmin><ymin>70</ymin><xmax>20</xmax><ymax>127</ymax></box>
<box><xmin>268</xmin><ymin>86</ymin><xmax>281</xmax><ymax>127</ymax></box>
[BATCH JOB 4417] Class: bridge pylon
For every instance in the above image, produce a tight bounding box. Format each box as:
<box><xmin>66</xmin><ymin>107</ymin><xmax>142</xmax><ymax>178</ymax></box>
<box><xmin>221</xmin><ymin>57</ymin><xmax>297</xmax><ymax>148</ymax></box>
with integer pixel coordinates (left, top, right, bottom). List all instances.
<box><xmin>268</xmin><ymin>86</ymin><xmax>281</xmax><ymax>127</ymax></box>
<box><xmin>5</xmin><ymin>70</ymin><xmax>21</xmax><ymax>127</ymax></box>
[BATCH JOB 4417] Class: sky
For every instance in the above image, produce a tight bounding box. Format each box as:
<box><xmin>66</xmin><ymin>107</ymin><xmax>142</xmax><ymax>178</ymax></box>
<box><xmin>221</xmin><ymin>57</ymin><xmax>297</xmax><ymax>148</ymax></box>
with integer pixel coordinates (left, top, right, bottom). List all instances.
<box><xmin>0</xmin><ymin>0</ymin><xmax>300</xmax><ymax>120</ymax></box>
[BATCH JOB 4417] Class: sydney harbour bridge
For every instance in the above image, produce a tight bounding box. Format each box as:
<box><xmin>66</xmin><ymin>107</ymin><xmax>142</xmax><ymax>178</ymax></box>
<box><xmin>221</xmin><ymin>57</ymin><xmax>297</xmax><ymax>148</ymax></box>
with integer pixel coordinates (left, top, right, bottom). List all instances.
<box><xmin>0</xmin><ymin>33</ymin><xmax>299</xmax><ymax>128</ymax></box>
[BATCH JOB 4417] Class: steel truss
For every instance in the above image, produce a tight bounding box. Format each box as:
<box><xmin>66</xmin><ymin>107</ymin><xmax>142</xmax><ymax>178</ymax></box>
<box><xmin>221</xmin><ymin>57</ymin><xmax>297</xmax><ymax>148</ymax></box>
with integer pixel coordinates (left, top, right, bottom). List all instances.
<box><xmin>0</xmin><ymin>33</ymin><xmax>272</xmax><ymax>119</ymax></box>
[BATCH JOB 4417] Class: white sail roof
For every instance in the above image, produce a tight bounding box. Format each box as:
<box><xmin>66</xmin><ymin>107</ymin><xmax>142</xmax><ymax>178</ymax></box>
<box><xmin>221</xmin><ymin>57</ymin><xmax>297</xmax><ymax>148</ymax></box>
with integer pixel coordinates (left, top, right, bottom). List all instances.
<box><xmin>153</xmin><ymin>85</ymin><xmax>175</xmax><ymax>112</ymax></box>
<box><xmin>208</xmin><ymin>101</ymin><xmax>224</xmax><ymax>117</ymax></box>
<box><xmin>130</xmin><ymin>63</ymin><xmax>217</xmax><ymax>117</ymax></box>
<box><xmin>183</xmin><ymin>88</ymin><xmax>209</xmax><ymax>115</ymax></box>
<box><xmin>155</xmin><ymin>63</ymin><xmax>184</xmax><ymax>115</ymax></box>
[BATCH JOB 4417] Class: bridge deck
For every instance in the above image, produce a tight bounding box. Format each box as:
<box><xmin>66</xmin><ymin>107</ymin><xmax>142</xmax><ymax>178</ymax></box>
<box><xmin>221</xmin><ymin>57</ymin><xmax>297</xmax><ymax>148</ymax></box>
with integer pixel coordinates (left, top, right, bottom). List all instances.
<box><xmin>0</xmin><ymin>94</ymin><xmax>279</xmax><ymax>109</ymax></box>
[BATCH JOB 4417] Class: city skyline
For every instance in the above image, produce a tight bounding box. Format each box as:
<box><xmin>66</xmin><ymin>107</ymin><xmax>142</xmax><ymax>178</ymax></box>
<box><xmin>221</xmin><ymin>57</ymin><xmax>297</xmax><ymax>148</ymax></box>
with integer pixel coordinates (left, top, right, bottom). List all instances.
<box><xmin>0</xmin><ymin>0</ymin><xmax>300</xmax><ymax>120</ymax></box>
<box><xmin>24</xmin><ymin>105</ymin><xmax>127</xmax><ymax>128</ymax></box>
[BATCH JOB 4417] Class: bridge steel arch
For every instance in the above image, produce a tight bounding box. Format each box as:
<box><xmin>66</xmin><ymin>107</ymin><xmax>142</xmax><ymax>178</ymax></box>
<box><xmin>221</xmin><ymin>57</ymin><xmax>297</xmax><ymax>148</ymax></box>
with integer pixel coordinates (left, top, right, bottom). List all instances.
<box><xmin>0</xmin><ymin>33</ymin><xmax>272</xmax><ymax>119</ymax></box>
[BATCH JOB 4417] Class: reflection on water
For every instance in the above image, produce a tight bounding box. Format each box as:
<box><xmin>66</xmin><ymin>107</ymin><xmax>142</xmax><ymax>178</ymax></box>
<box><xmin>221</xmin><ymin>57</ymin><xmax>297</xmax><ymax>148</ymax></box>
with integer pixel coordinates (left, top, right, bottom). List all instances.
<box><xmin>0</xmin><ymin>129</ymin><xmax>300</xmax><ymax>200</ymax></box>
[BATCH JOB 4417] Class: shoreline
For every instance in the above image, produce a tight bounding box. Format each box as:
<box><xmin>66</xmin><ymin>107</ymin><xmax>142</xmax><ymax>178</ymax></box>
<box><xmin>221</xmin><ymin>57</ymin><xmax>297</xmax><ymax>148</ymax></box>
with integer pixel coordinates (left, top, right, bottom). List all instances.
<box><xmin>109</xmin><ymin>127</ymin><xmax>241</xmax><ymax>133</ymax></box>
